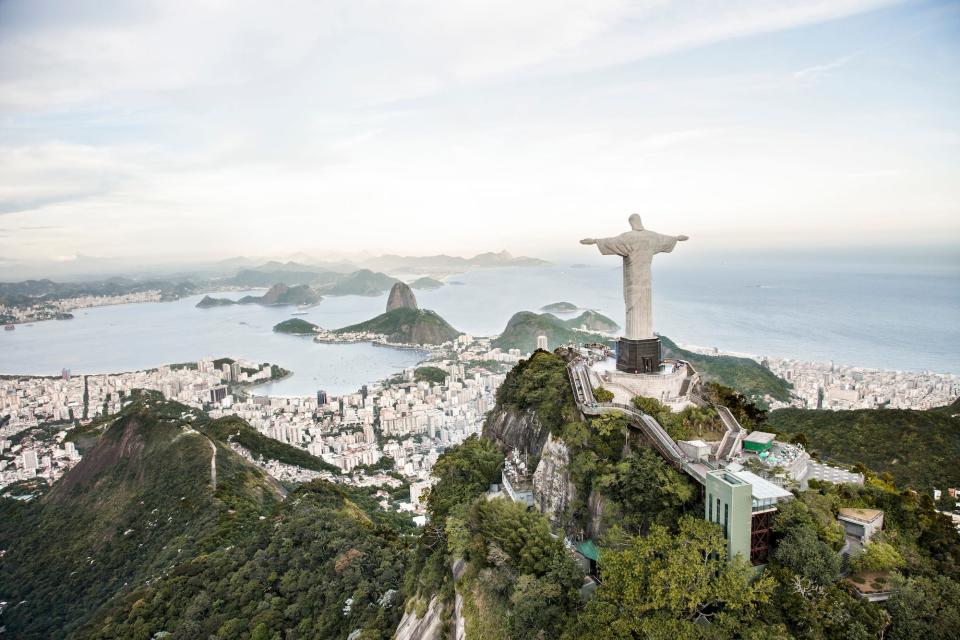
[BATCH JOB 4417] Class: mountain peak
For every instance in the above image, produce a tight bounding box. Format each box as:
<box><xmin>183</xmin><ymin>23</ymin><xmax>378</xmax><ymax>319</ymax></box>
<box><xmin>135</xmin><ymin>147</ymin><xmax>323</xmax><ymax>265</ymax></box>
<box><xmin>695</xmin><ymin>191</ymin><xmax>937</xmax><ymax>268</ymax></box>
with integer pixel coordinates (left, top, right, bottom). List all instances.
<box><xmin>386</xmin><ymin>281</ymin><xmax>418</xmax><ymax>312</ymax></box>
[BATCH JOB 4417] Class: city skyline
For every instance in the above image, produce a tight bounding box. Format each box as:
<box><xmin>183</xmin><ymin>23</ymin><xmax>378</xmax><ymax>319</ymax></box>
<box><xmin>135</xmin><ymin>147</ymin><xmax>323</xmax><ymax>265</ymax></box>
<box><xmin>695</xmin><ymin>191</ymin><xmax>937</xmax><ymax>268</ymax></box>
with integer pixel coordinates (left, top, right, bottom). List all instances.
<box><xmin>1</xmin><ymin>0</ymin><xmax>959</xmax><ymax>268</ymax></box>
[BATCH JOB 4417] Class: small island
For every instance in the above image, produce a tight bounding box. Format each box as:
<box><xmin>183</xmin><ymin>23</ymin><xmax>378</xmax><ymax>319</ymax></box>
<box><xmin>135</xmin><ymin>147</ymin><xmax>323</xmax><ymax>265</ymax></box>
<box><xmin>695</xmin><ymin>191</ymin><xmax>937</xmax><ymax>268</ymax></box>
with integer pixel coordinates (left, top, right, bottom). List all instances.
<box><xmin>196</xmin><ymin>295</ymin><xmax>237</xmax><ymax>308</ymax></box>
<box><xmin>408</xmin><ymin>277</ymin><xmax>445</xmax><ymax>290</ymax></box>
<box><xmin>273</xmin><ymin>318</ymin><xmax>320</xmax><ymax>335</ymax></box>
<box><xmin>540</xmin><ymin>301</ymin><xmax>579</xmax><ymax>313</ymax></box>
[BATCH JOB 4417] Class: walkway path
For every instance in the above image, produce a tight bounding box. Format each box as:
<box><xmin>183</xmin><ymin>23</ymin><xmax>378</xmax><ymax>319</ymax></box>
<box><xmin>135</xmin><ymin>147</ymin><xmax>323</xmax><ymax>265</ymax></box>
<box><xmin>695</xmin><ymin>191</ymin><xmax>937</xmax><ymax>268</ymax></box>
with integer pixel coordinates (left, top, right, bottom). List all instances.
<box><xmin>568</xmin><ymin>359</ymin><xmax>710</xmax><ymax>485</ymax></box>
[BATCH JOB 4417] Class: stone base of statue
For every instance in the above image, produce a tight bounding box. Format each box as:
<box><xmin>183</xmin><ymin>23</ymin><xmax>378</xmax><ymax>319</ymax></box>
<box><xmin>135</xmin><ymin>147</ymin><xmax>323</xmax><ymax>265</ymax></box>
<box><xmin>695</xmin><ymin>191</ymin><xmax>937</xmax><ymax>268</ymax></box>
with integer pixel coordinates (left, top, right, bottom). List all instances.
<box><xmin>616</xmin><ymin>337</ymin><xmax>661</xmax><ymax>374</ymax></box>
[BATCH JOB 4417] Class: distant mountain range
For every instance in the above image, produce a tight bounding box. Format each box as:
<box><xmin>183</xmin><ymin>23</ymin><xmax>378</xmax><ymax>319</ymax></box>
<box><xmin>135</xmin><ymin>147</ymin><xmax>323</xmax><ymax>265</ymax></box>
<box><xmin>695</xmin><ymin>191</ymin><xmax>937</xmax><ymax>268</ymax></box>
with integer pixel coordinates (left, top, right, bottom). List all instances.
<box><xmin>1</xmin><ymin>250</ymin><xmax>548</xmax><ymax>287</ymax></box>
<box><xmin>356</xmin><ymin>250</ymin><xmax>548</xmax><ymax>274</ymax></box>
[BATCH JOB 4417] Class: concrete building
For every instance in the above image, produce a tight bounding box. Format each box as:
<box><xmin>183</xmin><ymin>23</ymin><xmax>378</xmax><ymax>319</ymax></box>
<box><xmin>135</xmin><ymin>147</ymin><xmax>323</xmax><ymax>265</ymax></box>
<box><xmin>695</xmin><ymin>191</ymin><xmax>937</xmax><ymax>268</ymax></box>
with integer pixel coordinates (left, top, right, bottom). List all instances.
<box><xmin>536</xmin><ymin>335</ymin><xmax>548</xmax><ymax>351</ymax></box>
<box><xmin>838</xmin><ymin>508</ymin><xmax>884</xmax><ymax>543</ymax></box>
<box><xmin>742</xmin><ymin>431</ymin><xmax>776</xmax><ymax>454</ymax></box>
<box><xmin>678</xmin><ymin>439</ymin><xmax>711</xmax><ymax>462</ymax></box>
<box><xmin>706</xmin><ymin>469</ymin><xmax>793</xmax><ymax>564</ymax></box>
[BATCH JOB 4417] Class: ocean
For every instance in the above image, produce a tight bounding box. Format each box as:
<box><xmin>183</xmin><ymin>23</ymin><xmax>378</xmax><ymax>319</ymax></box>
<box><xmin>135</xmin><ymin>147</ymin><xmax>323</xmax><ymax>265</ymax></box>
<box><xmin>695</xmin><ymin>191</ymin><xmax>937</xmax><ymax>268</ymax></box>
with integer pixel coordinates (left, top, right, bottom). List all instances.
<box><xmin>1</xmin><ymin>260</ymin><xmax>957</xmax><ymax>397</ymax></box>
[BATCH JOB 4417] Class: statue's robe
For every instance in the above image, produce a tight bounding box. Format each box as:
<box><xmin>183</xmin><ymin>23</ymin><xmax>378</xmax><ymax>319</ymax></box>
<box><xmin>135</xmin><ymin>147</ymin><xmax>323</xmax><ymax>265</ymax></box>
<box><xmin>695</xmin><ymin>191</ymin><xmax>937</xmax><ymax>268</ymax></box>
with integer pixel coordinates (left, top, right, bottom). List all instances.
<box><xmin>595</xmin><ymin>230</ymin><xmax>678</xmax><ymax>340</ymax></box>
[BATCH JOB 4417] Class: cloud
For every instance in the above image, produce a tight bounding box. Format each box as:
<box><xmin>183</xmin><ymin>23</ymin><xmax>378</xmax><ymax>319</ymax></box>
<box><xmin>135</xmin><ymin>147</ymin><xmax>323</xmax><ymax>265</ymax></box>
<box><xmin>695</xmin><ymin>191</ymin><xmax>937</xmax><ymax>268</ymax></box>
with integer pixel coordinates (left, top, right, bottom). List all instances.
<box><xmin>2</xmin><ymin>0</ymin><xmax>952</xmax><ymax>265</ymax></box>
<box><xmin>0</xmin><ymin>0</ymin><xmax>901</xmax><ymax>111</ymax></box>
<box><xmin>793</xmin><ymin>52</ymin><xmax>861</xmax><ymax>80</ymax></box>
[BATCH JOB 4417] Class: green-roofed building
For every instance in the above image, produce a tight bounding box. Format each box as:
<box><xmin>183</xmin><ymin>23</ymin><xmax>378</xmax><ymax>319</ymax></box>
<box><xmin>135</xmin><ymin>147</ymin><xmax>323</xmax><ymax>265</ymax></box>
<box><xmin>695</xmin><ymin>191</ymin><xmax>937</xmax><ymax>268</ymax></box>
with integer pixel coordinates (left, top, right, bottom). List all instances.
<box><xmin>575</xmin><ymin>539</ymin><xmax>600</xmax><ymax>576</ymax></box>
<box><xmin>742</xmin><ymin>430</ymin><xmax>776</xmax><ymax>453</ymax></box>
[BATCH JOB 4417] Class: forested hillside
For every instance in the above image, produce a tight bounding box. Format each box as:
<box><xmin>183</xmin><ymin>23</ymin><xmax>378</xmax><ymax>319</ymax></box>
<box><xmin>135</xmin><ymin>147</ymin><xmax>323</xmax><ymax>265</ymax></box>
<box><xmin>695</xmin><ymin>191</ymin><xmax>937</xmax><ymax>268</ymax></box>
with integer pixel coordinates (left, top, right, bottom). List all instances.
<box><xmin>0</xmin><ymin>396</ymin><xmax>412</xmax><ymax>640</ymax></box>
<box><xmin>660</xmin><ymin>336</ymin><xmax>792</xmax><ymax>404</ymax></box>
<box><xmin>768</xmin><ymin>403</ymin><xmax>960</xmax><ymax>492</ymax></box>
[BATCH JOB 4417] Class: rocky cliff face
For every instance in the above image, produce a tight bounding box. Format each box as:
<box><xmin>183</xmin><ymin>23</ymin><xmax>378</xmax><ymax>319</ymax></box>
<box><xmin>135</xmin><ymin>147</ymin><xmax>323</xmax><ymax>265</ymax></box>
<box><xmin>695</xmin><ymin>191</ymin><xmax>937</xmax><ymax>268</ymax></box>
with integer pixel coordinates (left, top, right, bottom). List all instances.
<box><xmin>386</xmin><ymin>281</ymin><xmax>418</xmax><ymax>311</ymax></box>
<box><xmin>394</xmin><ymin>596</ymin><xmax>445</xmax><ymax>640</ymax></box>
<box><xmin>587</xmin><ymin>487</ymin><xmax>607</xmax><ymax>539</ymax></box>
<box><xmin>482</xmin><ymin>407</ymin><xmax>551</xmax><ymax>458</ymax></box>
<box><xmin>532</xmin><ymin>433</ymin><xmax>575</xmax><ymax>519</ymax></box>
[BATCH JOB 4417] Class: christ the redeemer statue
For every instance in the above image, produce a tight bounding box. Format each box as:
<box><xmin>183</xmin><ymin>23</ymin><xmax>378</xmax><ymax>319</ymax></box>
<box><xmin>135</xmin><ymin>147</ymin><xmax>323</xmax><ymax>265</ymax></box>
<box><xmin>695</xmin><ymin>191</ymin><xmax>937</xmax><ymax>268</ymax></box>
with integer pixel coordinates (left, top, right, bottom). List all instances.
<box><xmin>581</xmin><ymin>214</ymin><xmax>688</xmax><ymax>348</ymax></box>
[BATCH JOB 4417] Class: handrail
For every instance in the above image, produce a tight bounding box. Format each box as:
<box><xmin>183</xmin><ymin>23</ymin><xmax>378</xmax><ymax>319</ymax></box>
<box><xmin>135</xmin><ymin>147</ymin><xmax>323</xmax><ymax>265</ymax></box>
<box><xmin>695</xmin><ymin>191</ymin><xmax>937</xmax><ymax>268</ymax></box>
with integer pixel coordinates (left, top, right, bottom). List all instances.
<box><xmin>567</xmin><ymin>357</ymin><xmax>712</xmax><ymax>484</ymax></box>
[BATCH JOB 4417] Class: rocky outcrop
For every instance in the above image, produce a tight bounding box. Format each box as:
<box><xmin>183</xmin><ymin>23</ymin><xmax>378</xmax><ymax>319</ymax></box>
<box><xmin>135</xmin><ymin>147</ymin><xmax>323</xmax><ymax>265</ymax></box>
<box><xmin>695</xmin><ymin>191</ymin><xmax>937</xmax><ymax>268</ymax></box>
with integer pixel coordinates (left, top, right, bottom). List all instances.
<box><xmin>586</xmin><ymin>487</ymin><xmax>607</xmax><ymax>539</ymax></box>
<box><xmin>482</xmin><ymin>407</ymin><xmax>550</xmax><ymax>459</ymax></box>
<box><xmin>394</xmin><ymin>596</ymin><xmax>445</xmax><ymax>640</ymax></box>
<box><xmin>386</xmin><ymin>281</ymin><xmax>418</xmax><ymax>312</ymax></box>
<box><xmin>532</xmin><ymin>433</ymin><xmax>575</xmax><ymax>520</ymax></box>
<box><xmin>196</xmin><ymin>295</ymin><xmax>236</xmax><ymax>308</ymax></box>
<box><xmin>336</xmin><ymin>308</ymin><xmax>460</xmax><ymax>345</ymax></box>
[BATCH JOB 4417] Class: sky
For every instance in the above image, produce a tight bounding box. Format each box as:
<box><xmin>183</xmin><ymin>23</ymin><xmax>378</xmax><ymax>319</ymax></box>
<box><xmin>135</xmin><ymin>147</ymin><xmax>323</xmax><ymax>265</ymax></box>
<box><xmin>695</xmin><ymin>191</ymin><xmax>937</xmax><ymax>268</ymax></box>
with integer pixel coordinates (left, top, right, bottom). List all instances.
<box><xmin>0</xmin><ymin>0</ymin><xmax>958</xmax><ymax>272</ymax></box>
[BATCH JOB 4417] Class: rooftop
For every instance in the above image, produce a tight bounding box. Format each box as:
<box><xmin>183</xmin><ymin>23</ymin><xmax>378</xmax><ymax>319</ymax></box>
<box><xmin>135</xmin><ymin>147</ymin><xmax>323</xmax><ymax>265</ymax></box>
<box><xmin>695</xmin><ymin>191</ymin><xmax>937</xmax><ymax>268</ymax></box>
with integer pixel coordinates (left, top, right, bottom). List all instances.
<box><xmin>838</xmin><ymin>507</ymin><xmax>884</xmax><ymax>524</ymax></box>
<box><xmin>732</xmin><ymin>470</ymin><xmax>794</xmax><ymax>501</ymax></box>
<box><xmin>743</xmin><ymin>431</ymin><xmax>777</xmax><ymax>445</ymax></box>
<box><xmin>576</xmin><ymin>539</ymin><xmax>600</xmax><ymax>562</ymax></box>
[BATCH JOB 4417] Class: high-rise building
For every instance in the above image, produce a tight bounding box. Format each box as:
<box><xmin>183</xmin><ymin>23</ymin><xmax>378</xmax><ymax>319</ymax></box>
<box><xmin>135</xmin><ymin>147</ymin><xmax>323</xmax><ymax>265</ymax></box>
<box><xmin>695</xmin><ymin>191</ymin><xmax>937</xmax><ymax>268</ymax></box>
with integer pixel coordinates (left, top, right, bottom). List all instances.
<box><xmin>536</xmin><ymin>335</ymin><xmax>548</xmax><ymax>351</ymax></box>
<box><xmin>209</xmin><ymin>386</ymin><xmax>228</xmax><ymax>404</ymax></box>
<box><xmin>317</xmin><ymin>390</ymin><xmax>328</xmax><ymax>405</ymax></box>
<box><xmin>230</xmin><ymin>361</ymin><xmax>241</xmax><ymax>382</ymax></box>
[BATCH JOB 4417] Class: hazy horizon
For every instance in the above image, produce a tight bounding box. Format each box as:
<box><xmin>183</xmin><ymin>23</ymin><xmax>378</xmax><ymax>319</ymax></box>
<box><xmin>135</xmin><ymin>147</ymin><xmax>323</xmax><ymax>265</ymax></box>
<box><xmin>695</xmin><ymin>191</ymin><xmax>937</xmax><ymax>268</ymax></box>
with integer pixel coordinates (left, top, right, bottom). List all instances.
<box><xmin>2</xmin><ymin>0</ymin><xmax>959</xmax><ymax>268</ymax></box>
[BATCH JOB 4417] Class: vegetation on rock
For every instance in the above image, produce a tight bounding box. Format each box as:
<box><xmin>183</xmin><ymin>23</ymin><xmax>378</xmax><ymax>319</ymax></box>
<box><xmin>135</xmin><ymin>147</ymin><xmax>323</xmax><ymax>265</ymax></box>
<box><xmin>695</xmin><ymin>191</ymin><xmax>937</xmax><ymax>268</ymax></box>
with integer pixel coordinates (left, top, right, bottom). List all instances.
<box><xmin>336</xmin><ymin>307</ymin><xmax>461</xmax><ymax>345</ymax></box>
<box><xmin>272</xmin><ymin>318</ymin><xmax>319</xmax><ymax>334</ymax></box>
<box><xmin>414</xmin><ymin>366</ymin><xmax>448</xmax><ymax>384</ymax></box>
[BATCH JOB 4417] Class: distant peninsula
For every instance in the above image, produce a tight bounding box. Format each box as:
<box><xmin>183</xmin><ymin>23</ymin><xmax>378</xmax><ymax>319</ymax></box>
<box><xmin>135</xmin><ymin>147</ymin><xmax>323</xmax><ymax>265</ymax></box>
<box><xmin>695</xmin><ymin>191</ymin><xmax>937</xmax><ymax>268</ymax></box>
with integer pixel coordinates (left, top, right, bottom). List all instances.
<box><xmin>565</xmin><ymin>310</ymin><xmax>619</xmax><ymax>332</ymax></box>
<box><xmin>196</xmin><ymin>283</ymin><xmax>322</xmax><ymax>308</ymax></box>
<box><xmin>226</xmin><ymin>266</ymin><xmax>398</xmax><ymax>297</ymax></box>
<box><xmin>540</xmin><ymin>301</ymin><xmax>578</xmax><ymax>313</ymax></box>
<box><xmin>660</xmin><ymin>336</ymin><xmax>792</xmax><ymax>404</ymax></box>
<box><xmin>273</xmin><ymin>318</ymin><xmax>319</xmax><ymax>335</ymax></box>
<box><xmin>492</xmin><ymin>311</ymin><xmax>612</xmax><ymax>353</ymax></box>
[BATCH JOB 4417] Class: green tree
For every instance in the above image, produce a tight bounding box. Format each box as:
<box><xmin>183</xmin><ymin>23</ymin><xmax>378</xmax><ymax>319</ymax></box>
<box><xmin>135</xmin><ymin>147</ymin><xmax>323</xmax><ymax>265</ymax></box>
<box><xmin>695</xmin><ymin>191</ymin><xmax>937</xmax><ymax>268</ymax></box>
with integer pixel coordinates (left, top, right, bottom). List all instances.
<box><xmin>886</xmin><ymin>574</ymin><xmax>960</xmax><ymax>640</ymax></box>
<box><xmin>427</xmin><ymin>435</ymin><xmax>503</xmax><ymax>522</ymax></box>
<box><xmin>567</xmin><ymin>517</ymin><xmax>774</xmax><ymax>639</ymax></box>
<box><xmin>850</xmin><ymin>541</ymin><xmax>904</xmax><ymax>574</ymax></box>
<box><xmin>602</xmin><ymin>448</ymin><xmax>696</xmax><ymax>534</ymax></box>
<box><xmin>592</xmin><ymin>386</ymin><xmax>614</xmax><ymax>403</ymax></box>
<box><xmin>469</xmin><ymin>497</ymin><xmax>565</xmax><ymax>576</ymax></box>
<box><xmin>415</xmin><ymin>366</ymin><xmax>448</xmax><ymax>384</ymax></box>
<box><xmin>770</xmin><ymin>527</ymin><xmax>840</xmax><ymax>586</ymax></box>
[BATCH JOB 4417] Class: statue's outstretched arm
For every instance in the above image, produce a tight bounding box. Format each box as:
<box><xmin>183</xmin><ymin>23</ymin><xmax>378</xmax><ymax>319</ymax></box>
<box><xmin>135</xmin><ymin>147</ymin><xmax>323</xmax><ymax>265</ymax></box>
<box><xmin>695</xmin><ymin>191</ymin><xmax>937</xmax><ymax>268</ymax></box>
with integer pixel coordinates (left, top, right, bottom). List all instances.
<box><xmin>677</xmin><ymin>235</ymin><xmax>689</xmax><ymax>241</ymax></box>
<box><xmin>580</xmin><ymin>238</ymin><xmax>597</xmax><ymax>245</ymax></box>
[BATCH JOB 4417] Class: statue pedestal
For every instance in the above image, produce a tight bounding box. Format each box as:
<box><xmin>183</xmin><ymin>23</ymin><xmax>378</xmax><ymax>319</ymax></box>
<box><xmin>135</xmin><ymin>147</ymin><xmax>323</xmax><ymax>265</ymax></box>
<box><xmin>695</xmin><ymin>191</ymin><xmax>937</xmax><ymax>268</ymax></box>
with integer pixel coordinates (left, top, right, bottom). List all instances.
<box><xmin>616</xmin><ymin>337</ymin><xmax>661</xmax><ymax>374</ymax></box>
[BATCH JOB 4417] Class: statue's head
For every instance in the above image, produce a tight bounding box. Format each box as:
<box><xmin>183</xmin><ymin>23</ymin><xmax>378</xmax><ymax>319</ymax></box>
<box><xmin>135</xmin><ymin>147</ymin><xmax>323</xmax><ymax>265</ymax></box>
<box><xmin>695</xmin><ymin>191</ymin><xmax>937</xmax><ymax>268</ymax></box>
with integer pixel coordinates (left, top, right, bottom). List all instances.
<box><xmin>629</xmin><ymin>214</ymin><xmax>644</xmax><ymax>231</ymax></box>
